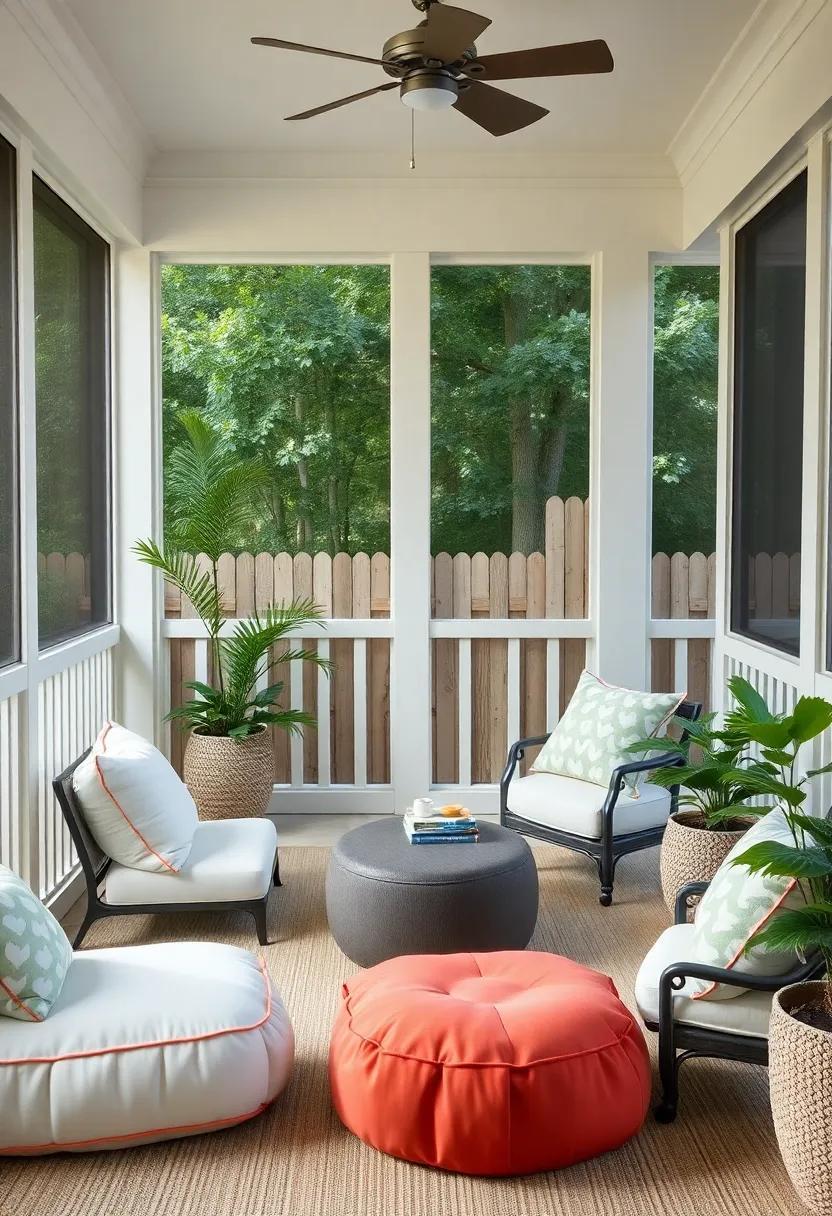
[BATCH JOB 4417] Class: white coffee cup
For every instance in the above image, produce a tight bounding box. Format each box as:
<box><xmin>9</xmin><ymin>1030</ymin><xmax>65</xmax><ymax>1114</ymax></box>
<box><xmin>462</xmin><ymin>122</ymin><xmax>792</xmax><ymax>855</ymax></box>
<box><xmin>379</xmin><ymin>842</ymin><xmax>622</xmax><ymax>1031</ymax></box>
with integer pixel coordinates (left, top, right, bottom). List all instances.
<box><xmin>412</xmin><ymin>797</ymin><xmax>435</xmax><ymax>817</ymax></box>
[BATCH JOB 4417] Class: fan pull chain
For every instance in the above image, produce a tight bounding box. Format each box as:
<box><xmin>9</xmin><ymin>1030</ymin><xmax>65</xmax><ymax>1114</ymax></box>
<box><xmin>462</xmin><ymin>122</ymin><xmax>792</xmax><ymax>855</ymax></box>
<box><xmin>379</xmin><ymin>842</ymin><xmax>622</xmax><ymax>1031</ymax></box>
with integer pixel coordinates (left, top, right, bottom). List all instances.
<box><xmin>410</xmin><ymin>108</ymin><xmax>416</xmax><ymax>171</ymax></box>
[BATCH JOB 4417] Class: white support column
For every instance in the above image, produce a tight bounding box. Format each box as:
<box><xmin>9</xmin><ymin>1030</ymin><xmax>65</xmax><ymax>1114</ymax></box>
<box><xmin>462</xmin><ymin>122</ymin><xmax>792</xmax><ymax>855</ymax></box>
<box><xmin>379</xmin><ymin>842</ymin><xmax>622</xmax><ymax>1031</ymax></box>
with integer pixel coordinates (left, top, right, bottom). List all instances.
<box><xmin>16</xmin><ymin>136</ymin><xmax>40</xmax><ymax>889</ymax></box>
<box><xmin>389</xmin><ymin>252</ymin><xmax>431</xmax><ymax>812</ymax></box>
<box><xmin>800</xmin><ymin>132</ymin><xmax>830</xmax><ymax>689</ymax></box>
<box><xmin>115</xmin><ymin>248</ymin><xmax>161</xmax><ymax>742</ymax></box>
<box><xmin>712</xmin><ymin>223</ymin><xmax>733</xmax><ymax>713</ymax></box>
<box><xmin>591</xmin><ymin>247</ymin><xmax>653</xmax><ymax>689</ymax></box>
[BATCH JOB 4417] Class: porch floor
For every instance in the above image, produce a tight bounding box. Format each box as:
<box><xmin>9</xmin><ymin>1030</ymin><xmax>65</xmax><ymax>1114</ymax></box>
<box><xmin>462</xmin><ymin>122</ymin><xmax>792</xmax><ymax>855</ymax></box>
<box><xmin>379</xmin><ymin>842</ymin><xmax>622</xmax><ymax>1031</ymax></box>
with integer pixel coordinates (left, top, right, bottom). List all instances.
<box><xmin>37</xmin><ymin>843</ymin><xmax>794</xmax><ymax>1216</ymax></box>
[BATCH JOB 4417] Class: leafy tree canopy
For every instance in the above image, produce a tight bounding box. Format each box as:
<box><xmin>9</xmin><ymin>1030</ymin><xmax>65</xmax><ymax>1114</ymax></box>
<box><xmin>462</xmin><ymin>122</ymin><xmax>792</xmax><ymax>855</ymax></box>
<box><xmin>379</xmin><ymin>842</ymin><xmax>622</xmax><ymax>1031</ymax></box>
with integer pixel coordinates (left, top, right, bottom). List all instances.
<box><xmin>161</xmin><ymin>262</ymin><xmax>718</xmax><ymax>559</ymax></box>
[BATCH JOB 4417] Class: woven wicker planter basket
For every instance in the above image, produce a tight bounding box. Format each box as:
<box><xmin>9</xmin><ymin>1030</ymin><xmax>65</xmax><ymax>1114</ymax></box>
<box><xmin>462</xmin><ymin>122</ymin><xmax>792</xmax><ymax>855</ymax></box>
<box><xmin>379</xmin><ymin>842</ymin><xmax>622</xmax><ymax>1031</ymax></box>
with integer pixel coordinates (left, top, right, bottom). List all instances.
<box><xmin>659</xmin><ymin>810</ymin><xmax>751</xmax><ymax>914</ymax></box>
<box><xmin>770</xmin><ymin>982</ymin><xmax>832</xmax><ymax>1214</ymax></box>
<box><xmin>183</xmin><ymin>728</ymin><xmax>275</xmax><ymax>820</ymax></box>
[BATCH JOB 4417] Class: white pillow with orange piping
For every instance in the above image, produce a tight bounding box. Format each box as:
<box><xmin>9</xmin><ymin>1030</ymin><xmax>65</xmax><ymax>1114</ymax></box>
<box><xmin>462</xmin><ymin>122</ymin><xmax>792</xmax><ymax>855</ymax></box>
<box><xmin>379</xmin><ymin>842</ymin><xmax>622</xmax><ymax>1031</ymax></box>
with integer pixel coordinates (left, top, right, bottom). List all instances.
<box><xmin>72</xmin><ymin>722</ymin><xmax>198</xmax><ymax>873</ymax></box>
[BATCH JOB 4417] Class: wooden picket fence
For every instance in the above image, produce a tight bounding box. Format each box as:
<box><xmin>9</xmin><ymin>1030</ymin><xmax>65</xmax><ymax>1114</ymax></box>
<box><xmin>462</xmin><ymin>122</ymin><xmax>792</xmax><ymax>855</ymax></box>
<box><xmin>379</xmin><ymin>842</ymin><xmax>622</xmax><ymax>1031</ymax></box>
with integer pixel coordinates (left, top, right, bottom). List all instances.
<box><xmin>161</xmin><ymin>496</ymin><xmax>716</xmax><ymax>786</ymax></box>
<box><xmin>40</xmin><ymin>502</ymin><xmax>799</xmax><ymax>787</ymax></box>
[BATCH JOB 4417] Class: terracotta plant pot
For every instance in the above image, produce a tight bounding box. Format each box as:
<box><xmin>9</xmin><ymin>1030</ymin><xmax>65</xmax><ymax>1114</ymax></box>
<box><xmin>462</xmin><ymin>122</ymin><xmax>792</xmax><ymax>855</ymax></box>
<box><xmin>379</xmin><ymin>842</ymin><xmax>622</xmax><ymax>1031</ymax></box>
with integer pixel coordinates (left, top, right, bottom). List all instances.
<box><xmin>770</xmin><ymin>981</ymin><xmax>832</xmax><ymax>1214</ymax></box>
<box><xmin>660</xmin><ymin>809</ymin><xmax>752</xmax><ymax>913</ymax></box>
<box><xmin>183</xmin><ymin>728</ymin><xmax>275</xmax><ymax>820</ymax></box>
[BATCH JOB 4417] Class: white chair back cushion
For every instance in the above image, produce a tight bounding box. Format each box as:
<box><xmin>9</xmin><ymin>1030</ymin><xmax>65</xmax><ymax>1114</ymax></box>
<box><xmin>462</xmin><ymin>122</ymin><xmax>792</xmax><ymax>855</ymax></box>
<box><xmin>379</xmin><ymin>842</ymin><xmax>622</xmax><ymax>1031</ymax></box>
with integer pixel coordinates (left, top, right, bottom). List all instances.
<box><xmin>72</xmin><ymin>722</ymin><xmax>198</xmax><ymax>873</ymax></box>
<box><xmin>0</xmin><ymin>942</ymin><xmax>293</xmax><ymax>1154</ymax></box>
<box><xmin>532</xmin><ymin>670</ymin><xmax>683</xmax><ymax>789</ymax></box>
<box><xmin>687</xmin><ymin>807</ymin><xmax>805</xmax><ymax>1000</ymax></box>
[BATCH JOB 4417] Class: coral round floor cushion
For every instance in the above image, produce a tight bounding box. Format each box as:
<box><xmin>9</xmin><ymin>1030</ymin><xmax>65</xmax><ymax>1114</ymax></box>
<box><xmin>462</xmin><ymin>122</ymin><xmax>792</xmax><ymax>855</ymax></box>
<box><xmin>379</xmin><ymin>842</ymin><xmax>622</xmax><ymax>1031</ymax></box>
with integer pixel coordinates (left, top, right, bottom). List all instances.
<box><xmin>329</xmin><ymin>951</ymin><xmax>651</xmax><ymax>1175</ymax></box>
<box><xmin>0</xmin><ymin>942</ymin><xmax>293</xmax><ymax>1154</ymax></box>
<box><xmin>72</xmin><ymin>721</ymin><xmax>199</xmax><ymax>873</ymax></box>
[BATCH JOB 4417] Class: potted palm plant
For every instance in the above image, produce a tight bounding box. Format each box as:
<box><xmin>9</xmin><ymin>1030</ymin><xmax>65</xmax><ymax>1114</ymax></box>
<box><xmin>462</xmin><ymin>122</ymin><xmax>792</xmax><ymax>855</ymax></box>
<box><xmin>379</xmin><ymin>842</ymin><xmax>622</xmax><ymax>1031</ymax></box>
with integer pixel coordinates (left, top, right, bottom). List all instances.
<box><xmin>629</xmin><ymin>678</ymin><xmax>767</xmax><ymax>911</ymax></box>
<box><xmin>135</xmin><ymin>411</ymin><xmax>330</xmax><ymax>819</ymax></box>
<box><xmin>725</xmin><ymin>687</ymin><xmax>832</xmax><ymax>1214</ymax></box>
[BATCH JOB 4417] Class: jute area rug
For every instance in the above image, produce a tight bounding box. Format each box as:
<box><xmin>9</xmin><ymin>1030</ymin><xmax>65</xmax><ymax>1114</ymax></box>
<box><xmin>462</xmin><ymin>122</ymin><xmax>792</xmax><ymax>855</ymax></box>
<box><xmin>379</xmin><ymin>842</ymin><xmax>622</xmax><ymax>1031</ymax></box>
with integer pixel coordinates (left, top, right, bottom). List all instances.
<box><xmin>1</xmin><ymin>844</ymin><xmax>808</xmax><ymax>1216</ymax></box>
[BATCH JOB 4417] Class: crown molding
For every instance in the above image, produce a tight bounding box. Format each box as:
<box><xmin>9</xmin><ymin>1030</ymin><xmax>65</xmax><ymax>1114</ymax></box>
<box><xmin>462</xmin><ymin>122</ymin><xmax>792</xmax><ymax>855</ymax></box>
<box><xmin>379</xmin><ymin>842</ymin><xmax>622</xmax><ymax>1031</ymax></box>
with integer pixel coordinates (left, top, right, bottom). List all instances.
<box><xmin>5</xmin><ymin>0</ymin><xmax>153</xmax><ymax>181</ymax></box>
<box><xmin>146</xmin><ymin>149</ymin><xmax>679</xmax><ymax>189</ymax></box>
<box><xmin>668</xmin><ymin>0</ymin><xmax>827</xmax><ymax>186</ymax></box>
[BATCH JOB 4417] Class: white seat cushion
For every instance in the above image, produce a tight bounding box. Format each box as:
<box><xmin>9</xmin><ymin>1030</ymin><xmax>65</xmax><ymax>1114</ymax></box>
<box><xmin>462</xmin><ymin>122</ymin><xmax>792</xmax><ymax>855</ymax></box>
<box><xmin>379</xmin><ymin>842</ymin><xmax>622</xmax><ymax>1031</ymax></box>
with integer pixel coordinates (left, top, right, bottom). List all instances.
<box><xmin>507</xmin><ymin>772</ymin><xmax>671</xmax><ymax>840</ymax></box>
<box><xmin>0</xmin><ymin>941</ymin><xmax>294</xmax><ymax>1153</ymax></box>
<box><xmin>104</xmin><ymin>817</ymin><xmax>277</xmax><ymax>906</ymax></box>
<box><xmin>635</xmin><ymin>923</ymin><xmax>772</xmax><ymax>1039</ymax></box>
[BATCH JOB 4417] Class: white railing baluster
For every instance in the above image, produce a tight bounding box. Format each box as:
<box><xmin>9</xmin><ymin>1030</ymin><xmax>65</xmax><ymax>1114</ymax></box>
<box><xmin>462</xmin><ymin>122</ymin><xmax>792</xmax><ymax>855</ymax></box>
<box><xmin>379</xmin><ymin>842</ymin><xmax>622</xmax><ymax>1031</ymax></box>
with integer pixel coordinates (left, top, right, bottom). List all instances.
<box><xmin>353</xmin><ymin>638</ymin><xmax>368</xmax><ymax>789</ymax></box>
<box><xmin>290</xmin><ymin>652</ymin><xmax>303</xmax><ymax>790</ymax></box>
<box><xmin>194</xmin><ymin>638</ymin><xmax>209</xmax><ymax>687</ymax></box>
<box><xmin>457</xmin><ymin>638</ymin><xmax>472</xmax><ymax>787</ymax></box>
<box><xmin>673</xmin><ymin>639</ymin><xmax>688</xmax><ymax>695</ymax></box>
<box><xmin>317</xmin><ymin>639</ymin><xmax>331</xmax><ymax>787</ymax></box>
<box><xmin>507</xmin><ymin>639</ymin><xmax>521</xmax><ymax>756</ymax></box>
<box><xmin>546</xmin><ymin>640</ymin><xmax>560</xmax><ymax>729</ymax></box>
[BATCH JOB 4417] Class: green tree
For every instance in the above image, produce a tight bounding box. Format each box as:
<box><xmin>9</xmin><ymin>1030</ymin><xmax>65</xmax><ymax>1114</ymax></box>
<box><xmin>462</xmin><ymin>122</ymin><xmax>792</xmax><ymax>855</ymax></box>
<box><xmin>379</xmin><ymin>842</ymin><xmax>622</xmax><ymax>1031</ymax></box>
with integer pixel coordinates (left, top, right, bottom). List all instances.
<box><xmin>431</xmin><ymin>264</ymin><xmax>591</xmax><ymax>555</ymax></box>
<box><xmin>160</xmin><ymin>261</ymin><xmax>719</xmax><ymax>562</ymax></box>
<box><xmin>652</xmin><ymin>265</ymin><xmax>719</xmax><ymax>555</ymax></box>
<box><xmin>162</xmin><ymin>263</ymin><xmax>390</xmax><ymax>555</ymax></box>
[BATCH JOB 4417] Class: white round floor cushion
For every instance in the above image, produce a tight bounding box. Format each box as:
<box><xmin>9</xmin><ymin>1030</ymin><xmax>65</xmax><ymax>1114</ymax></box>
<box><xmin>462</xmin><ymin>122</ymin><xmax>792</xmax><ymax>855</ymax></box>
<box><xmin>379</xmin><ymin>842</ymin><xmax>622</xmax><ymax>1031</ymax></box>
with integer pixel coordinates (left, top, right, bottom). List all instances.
<box><xmin>73</xmin><ymin>722</ymin><xmax>199</xmax><ymax>873</ymax></box>
<box><xmin>0</xmin><ymin>942</ymin><xmax>294</xmax><ymax>1154</ymax></box>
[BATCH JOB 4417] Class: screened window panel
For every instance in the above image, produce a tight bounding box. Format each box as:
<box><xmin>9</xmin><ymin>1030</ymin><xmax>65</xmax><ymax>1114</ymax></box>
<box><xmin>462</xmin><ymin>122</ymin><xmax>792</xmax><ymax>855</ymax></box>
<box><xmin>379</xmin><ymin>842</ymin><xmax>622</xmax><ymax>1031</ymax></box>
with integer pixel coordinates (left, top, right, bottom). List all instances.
<box><xmin>33</xmin><ymin>177</ymin><xmax>111</xmax><ymax>648</ymax></box>
<box><xmin>0</xmin><ymin>136</ymin><xmax>17</xmax><ymax>669</ymax></box>
<box><xmin>731</xmin><ymin>172</ymin><xmax>807</xmax><ymax>656</ymax></box>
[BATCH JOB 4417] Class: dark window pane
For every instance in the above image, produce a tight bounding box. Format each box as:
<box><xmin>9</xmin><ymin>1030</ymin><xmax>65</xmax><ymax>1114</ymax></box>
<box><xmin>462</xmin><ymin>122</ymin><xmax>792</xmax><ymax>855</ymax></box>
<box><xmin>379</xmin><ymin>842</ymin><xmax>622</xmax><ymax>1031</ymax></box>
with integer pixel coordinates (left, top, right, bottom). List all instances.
<box><xmin>731</xmin><ymin>172</ymin><xmax>807</xmax><ymax>655</ymax></box>
<box><xmin>0</xmin><ymin>136</ymin><xmax>17</xmax><ymax>669</ymax></box>
<box><xmin>33</xmin><ymin>177</ymin><xmax>110</xmax><ymax>647</ymax></box>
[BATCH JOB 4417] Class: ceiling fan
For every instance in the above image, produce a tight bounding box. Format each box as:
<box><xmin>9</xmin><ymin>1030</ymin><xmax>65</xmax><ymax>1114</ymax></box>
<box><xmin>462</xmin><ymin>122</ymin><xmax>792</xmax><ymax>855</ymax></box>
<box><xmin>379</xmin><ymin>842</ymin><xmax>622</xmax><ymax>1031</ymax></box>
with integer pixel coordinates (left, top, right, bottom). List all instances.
<box><xmin>251</xmin><ymin>0</ymin><xmax>613</xmax><ymax>137</ymax></box>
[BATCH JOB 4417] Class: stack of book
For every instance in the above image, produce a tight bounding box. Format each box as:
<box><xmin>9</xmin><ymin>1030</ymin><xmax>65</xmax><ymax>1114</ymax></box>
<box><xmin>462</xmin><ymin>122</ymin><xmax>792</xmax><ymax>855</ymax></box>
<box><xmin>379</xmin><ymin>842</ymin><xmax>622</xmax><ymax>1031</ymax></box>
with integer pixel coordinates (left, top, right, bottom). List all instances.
<box><xmin>403</xmin><ymin>805</ymin><xmax>479</xmax><ymax>845</ymax></box>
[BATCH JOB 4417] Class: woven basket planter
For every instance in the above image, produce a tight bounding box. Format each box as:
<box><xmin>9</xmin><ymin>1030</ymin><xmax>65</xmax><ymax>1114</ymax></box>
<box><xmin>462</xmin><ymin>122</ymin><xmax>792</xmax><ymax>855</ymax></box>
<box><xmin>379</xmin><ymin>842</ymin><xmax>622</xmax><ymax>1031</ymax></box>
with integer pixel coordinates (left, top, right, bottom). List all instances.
<box><xmin>660</xmin><ymin>810</ymin><xmax>752</xmax><ymax>914</ymax></box>
<box><xmin>183</xmin><ymin>728</ymin><xmax>275</xmax><ymax>820</ymax></box>
<box><xmin>770</xmin><ymin>982</ymin><xmax>832</xmax><ymax>1214</ymax></box>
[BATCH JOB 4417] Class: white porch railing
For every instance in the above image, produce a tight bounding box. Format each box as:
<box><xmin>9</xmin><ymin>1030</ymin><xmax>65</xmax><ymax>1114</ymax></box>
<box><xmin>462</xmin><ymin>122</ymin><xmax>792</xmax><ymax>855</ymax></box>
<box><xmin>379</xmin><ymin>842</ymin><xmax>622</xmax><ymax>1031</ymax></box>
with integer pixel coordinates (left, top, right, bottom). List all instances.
<box><xmin>162</xmin><ymin>617</ymin><xmax>395</xmax><ymax>812</ymax></box>
<box><xmin>0</xmin><ymin>624</ymin><xmax>118</xmax><ymax>907</ymax></box>
<box><xmin>162</xmin><ymin>614</ymin><xmax>713</xmax><ymax>812</ymax></box>
<box><xmin>649</xmin><ymin>617</ymin><xmax>716</xmax><ymax>697</ymax></box>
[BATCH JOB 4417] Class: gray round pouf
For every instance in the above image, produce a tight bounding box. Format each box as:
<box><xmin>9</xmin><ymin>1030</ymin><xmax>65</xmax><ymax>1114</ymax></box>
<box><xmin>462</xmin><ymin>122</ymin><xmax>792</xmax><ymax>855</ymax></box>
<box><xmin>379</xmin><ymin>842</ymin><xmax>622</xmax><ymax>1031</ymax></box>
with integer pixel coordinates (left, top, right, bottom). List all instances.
<box><xmin>326</xmin><ymin>819</ymin><xmax>539</xmax><ymax>967</ymax></box>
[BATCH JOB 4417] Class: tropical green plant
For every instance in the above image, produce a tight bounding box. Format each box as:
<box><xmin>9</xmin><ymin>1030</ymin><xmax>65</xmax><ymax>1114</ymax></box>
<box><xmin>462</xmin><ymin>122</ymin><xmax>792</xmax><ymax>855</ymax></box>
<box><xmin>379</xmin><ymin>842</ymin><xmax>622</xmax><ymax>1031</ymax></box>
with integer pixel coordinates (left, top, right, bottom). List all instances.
<box><xmin>723</xmin><ymin>679</ymin><xmax>832</xmax><ymax>1008</ymax></box>
<box><xmin>135</xmin><ymin>410</ymin><xmax>330</xmax><ymax>740</ymax></box>
<box><xmin>627</xmin><ymin>683</ymin><xmax>767</xmax><ymax>830</ymax></box>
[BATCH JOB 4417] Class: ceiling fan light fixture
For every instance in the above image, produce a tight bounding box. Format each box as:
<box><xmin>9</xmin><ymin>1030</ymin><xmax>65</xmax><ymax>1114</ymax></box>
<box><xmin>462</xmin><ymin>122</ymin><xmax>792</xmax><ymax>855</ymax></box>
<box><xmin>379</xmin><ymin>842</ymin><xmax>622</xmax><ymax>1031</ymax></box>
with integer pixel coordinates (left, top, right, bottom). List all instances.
<box><xmin>400</xmin><ymin>69</ymin><xmax>459</xmax><ymax>111</ymax></box>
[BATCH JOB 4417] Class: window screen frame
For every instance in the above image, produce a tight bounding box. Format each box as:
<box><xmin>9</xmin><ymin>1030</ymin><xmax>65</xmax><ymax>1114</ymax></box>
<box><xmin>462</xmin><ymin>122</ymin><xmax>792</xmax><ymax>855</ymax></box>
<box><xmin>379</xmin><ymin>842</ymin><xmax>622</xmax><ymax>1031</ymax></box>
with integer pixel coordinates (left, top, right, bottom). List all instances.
<box><xmin>0</xmin><ymin>134</ymin><xmax>19</xmax><ymax>670</ymax></box>
<box><xmin>730</xmin><ymin>169</ymin><xmax>808</xmax><ymax>658</ymax></box>
<box><xmin>32</xmin><ymin>173</ymin><xmax>113</xmax><ymax>651</ymax></box>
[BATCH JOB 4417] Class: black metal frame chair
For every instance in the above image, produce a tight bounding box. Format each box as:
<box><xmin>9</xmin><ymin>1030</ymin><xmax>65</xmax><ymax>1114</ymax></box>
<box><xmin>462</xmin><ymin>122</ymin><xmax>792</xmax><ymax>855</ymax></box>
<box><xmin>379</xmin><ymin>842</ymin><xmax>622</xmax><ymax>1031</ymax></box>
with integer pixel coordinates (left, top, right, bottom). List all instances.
<box><xmin>500</xmin><ymin>700</ymin><xmax>702</xmax><ymax>906</ymax></box>
<box><xmin>53</xmin><ymin>749</ymin><xmax>281</xmax><ymax>949</ymax></box>
<box><xmin>644</xmin><ymin>879</ymin><xmax>824</xmax><ymax>1123</ymax></box>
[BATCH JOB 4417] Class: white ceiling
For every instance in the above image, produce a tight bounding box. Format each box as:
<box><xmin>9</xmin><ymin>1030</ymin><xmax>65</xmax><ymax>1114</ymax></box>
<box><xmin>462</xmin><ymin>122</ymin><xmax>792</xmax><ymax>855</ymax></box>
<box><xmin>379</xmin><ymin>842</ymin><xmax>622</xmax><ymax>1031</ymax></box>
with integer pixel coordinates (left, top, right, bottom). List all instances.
<box><xmin>64</xmin><ymin>0</ymin><xmax>759</xmax><ymax>159</ymax></box>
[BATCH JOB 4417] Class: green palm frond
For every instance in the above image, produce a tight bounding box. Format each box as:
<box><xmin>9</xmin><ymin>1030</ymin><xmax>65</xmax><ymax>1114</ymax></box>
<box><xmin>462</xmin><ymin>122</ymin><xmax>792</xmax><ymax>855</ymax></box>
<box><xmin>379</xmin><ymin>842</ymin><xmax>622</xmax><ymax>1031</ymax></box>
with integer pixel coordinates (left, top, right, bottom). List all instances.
<box><xmin>133</xmin><ymin>539</ymin><xmax>223</xmax><ymax>632</ymax></box>
<box><xmin>137</xmin><ymin>412</ymin><xmax>331</xmax><ymax>741</ymax></box>
<box><xmin>165</xmin><ymin>410</ymin><xmax>270</xmax><ymax>559</ymax></box>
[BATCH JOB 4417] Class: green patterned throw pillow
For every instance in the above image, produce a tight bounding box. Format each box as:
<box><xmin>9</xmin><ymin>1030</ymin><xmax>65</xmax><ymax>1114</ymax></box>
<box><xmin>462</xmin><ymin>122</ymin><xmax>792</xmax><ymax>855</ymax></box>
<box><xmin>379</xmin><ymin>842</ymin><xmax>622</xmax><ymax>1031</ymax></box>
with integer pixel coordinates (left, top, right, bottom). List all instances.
<box><xmin>532</xmin><ymin>670</ymin><xmax>683</xmax><ymax>790</ymax></box>
<box><xmin>0</xmin><ymin>865</ymin><xmax>73</xmax><ymax>1022</ymax></box>
<box><xmin>687</xmin><ymin>808</ymin><xmax>806</xmax><ymax>1001</ymax></box>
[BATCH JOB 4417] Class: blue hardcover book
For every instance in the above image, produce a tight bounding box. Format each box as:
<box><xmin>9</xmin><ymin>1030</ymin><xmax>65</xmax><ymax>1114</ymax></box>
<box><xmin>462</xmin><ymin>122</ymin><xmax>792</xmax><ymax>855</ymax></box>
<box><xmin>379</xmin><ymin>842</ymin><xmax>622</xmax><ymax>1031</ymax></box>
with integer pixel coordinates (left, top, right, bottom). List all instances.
<box><xmin>408</xmin><ymin>831</ymin><xmax>479</xmax><ymax>844</ymax></box>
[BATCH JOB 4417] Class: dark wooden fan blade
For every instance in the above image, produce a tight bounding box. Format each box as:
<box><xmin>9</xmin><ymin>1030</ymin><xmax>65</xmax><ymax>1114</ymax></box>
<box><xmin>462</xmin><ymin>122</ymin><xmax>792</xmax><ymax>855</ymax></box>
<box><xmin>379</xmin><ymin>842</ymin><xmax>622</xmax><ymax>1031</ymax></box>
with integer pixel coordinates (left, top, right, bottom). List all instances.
<box><xmin>251</xmin><ymin>36</ymin><xmax>393</xmax><ymax>70</ymax></box>
<box><xmin>285</xmin><ymin>81</ymin><xmax>400</xmax><ymax>121</ymax></box>
<box><xmin>472</xmin><ymin>40</ymin><xmax>614</xmax><ymax>81</ymax></box>
<box><xmin>454</xmin><ymin>81</ymin><xmax>548</xmax><ymax>136</ymax></box>
<box><xmin>421</xmin><ymin>5</ymin><xmax>492</xmax><ymax>63</ymax></box>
